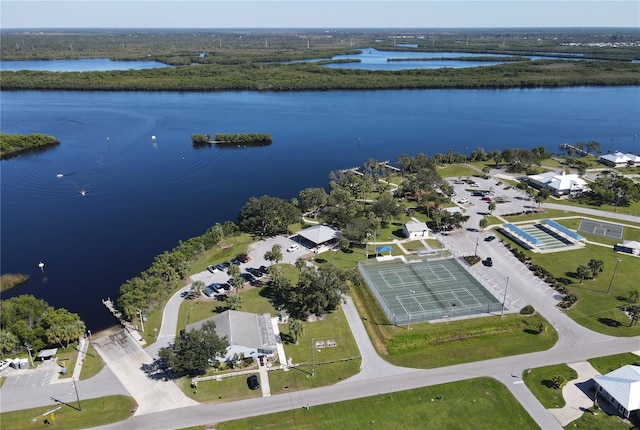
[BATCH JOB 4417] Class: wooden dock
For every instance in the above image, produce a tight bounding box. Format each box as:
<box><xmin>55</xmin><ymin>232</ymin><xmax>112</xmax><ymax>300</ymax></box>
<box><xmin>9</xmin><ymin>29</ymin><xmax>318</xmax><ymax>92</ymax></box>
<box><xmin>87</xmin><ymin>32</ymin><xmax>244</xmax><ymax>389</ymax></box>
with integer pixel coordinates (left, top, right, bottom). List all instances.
<box><xmin>559</xmin><ymin>143</ymin><xmax>594</xmax><ymax>157</ymax></box>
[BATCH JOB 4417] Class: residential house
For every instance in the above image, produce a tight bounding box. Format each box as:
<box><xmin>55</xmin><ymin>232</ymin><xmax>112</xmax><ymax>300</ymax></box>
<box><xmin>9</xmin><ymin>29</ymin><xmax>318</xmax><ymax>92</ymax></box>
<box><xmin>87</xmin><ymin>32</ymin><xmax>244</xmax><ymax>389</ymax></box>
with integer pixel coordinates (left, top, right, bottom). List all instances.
<box><xmin>593</xmin><ymin>365</ymin><xmax>640</xmax><ymax>418</ymax></box>
<box><xmin>185</xmin><ymin>310</ymin><xmax>277</xmax><ymax>362</ymax></box>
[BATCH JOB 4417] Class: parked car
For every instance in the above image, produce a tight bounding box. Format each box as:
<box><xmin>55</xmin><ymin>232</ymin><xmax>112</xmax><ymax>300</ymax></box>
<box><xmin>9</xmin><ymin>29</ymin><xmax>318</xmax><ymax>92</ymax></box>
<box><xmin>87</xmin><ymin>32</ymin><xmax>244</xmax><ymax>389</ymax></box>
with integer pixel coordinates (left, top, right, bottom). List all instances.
<box><xmin>215</xmin><ymin>263</ymin><xmax>227</xmax><ymax>272</ymax></box>
<box><xmin>240</xmin><ymin>272</ymin><xmax>256</xmax><ymax>284</ymax></box>
<box><xmin>470</xmin><ymin>182</ymin><xmax>480</xmax><ymax>187</ymax></box>
<box><xmin>484</xmin><ymin>235</ymin><xmax>496</xmax><ymax>242</ymax></box>
<box><xmin>259</xmin><ymin>265</ymin><xmax>268</xmax><ymax>276</ymax></box>
<box><xmin>0</xmin><ymin>359</ymin><xmax>11</xmax><ymax>372</ymax></box>
<box><xmin>216</xmin><ymin>294</ymin><xmax>228</xmax><ymax>301</ymax></box>
<box><xmin>237</xmin><ymin>254</ymin><xmax>250</xmax><ymax>263</ymax></box>
<box><xmin>287</xmin><ymin>244</ymin><xmax>300</xmax><ymax>253</ymax></box>
<box><xmin>204</xmin><ymin>284</ymin><xmax>219</xmax><ymax>297</ymax></box>
<box><xmin>207</xmin><ymin>265</ymin><xmax>217</xmax><ymax>273</ymax></box>
<box><xmin>457</xmin><ymin>197</ymin><xmax>469</xmax><ymax>204</ymax></box>
<box><xmin>247</xmin><ymin>374</ymin><xmax>260</xmax><ymax>390</ymax></box>
<box><xmin>220</xmin><ymin>283</ymin><xmax>232</xmax><ymax>291</ymax></box>
<box><xmin>472</xmin><ymin>191</ymin><xmax>485</xmax><ymax>197</ymax></box>
<box><xmin>484</xmin><ymin>257</ymin><xmax>493</xmax><ymax>267</ymax></box>
<box><xmin>247</xmin><ymin>267</ymin><xmax>262</xmax><ymax>277</ymax></box>
<box><xmin>481</xmin><ymin>196</ymin><xmax>492</xmax><ymax>201</ymax></box>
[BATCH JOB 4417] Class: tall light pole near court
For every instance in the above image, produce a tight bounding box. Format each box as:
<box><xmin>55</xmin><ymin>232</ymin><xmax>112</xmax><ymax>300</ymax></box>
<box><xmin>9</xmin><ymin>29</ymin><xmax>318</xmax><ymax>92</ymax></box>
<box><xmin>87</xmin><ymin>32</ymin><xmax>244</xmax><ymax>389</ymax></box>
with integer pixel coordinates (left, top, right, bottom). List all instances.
<box><xmin>501</xmin><ymin>277</ymin><xmax>509</xmax><ymax>317</ymax></box>
<box><xmin>607</xmin><ymin>258</ymin><xmax>622</xmax><ymax>295</ymax></box>
<box><xmin>407</xmin><ymin>290</ymin><xmax>416</xmax><ymax>329</ymax></box>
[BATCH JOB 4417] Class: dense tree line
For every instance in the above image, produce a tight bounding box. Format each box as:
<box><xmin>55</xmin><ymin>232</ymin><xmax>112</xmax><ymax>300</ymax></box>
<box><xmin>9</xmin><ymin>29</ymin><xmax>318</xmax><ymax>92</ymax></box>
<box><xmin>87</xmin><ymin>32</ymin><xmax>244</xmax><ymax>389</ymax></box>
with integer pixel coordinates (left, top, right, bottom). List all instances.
<box><xmin>1</xmin><ymin>133</ymin><xmax>60</xmax><ymax>159</ymax></box>
<box><xmin>2</xmin><ymin>60</ymin><xmax>638</xmax><ymax>92</ymax></box>
<box><xmin>117</xmin><ymin>221</ymin><xmax>239</xmax><ymax>321</ymax></box>
<box><xmin>0</xmin><ymin>295</ymin><xmax>86</xmax><ymax>356</ymax></box>
<box><xmin>214</xmin><ymin>133</ymin><xmax>272</xmax><ymax>144</ymax></box>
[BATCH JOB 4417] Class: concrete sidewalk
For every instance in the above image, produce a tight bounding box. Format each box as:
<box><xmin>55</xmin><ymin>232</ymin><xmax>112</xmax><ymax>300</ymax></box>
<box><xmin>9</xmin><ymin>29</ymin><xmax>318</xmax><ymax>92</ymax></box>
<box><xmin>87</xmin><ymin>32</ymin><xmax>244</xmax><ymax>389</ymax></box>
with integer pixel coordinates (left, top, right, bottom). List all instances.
<box><xmin>549</xmin><ymin>362</ymin><xmax>601</xmax><ymax>426</ymax></box>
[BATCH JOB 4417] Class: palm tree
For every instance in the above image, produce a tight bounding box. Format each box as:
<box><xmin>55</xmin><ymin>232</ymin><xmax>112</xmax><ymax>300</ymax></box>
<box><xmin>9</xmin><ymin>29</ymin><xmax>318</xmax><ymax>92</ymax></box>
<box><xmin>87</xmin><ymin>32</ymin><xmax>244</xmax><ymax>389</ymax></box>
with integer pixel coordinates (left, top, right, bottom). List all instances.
<box><xmin>587</xmin><ymin>259</ymin><xmax>604</xmax><ymax>280</ymax></box>
<box><xmin>227</xmin><ymin>264</ymin><xmax>242</xmax><ymax>294</ymax></box>
<box><xmin>576</xmin><ymin>265</ymin><xmax>589</xmax><ymax>284</ymax></box>
<box><xmin>487</xmin><ymin>201</ymin><xmax>496</xmax><ymax>214</ymax></box>
<box><xmin>289</xmin><ymin>319</ymin><xmax>304</xmax><ymax>344</ymax></box>
<box><xmin>479</xmin><ymin>218</ymin><xmax>488</xmax><ymax>232</ymax></box>
<box><xmin>190</xmin><ymin>280</ymin><xmax>205</xmax><ymax>300</ymax></box>
<box><xmin>227</xmin><ymin>294</ymin><xmax>242</xmax><ymax>310</ymax></box>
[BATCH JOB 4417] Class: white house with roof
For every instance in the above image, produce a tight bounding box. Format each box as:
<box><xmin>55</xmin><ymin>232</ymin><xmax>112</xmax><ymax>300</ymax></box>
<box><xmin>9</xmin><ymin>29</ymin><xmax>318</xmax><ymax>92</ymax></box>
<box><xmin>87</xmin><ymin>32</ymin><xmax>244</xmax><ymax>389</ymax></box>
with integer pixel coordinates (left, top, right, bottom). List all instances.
<box><xmin>402</xmin><ymin>221</ymin><xmax>431</xmax><ymax>239</ymax></box>
<box><xmin>526</xmin><ymin>171</ymin><xmax>588</xmax><ymax>196</ymax></box>
<box><xmin>186</xmin><ymin>310</ymin><xmax>277</xmax><ymax>362</ymax></box>
<box><xmin>600</xmin><ymin>152</ymin><xmax>640</xmax><ymax>167</ymax></box>
<box><xmin>594</xmin><ymin>365</ymin><xmax>640</xmax><ymax>418</ymax></box>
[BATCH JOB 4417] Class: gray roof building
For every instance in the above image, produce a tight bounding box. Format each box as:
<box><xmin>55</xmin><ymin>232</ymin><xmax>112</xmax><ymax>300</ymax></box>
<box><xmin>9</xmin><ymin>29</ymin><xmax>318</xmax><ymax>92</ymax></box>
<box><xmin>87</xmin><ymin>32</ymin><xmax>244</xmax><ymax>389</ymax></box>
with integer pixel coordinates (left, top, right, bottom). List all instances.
<box><xmin>594</xmin><ymin>365</ymin><xmax>640</xmax><ymax>418</ymax></box>
<box><xmin>186</xmin><ymin>310</ymin><xmax>277</xmax><ymax>361</ymax></box>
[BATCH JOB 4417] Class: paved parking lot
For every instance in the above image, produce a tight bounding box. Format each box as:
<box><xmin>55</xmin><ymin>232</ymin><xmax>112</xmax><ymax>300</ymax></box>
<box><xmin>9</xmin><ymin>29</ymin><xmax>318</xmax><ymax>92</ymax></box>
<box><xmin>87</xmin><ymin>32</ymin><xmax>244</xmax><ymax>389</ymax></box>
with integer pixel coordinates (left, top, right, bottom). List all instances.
<box><xmin>190</xmin><ymin>236</ymin><xmax>309</xmax><ymax>288</ymax></box>
<box><xmin>448</xmin><ymin>174</ymin><xmax>535</xmax><ymax>217</ymax></box>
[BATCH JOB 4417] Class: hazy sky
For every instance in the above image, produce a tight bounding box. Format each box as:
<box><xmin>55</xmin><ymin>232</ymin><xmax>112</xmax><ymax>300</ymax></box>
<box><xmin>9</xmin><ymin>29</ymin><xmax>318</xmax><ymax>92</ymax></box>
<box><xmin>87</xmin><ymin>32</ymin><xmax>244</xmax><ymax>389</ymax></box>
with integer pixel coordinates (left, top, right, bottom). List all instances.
<box><xmin>1</xmin><ymin>1</ymin><xmax>638</xmax><ymax>29</ymax></box>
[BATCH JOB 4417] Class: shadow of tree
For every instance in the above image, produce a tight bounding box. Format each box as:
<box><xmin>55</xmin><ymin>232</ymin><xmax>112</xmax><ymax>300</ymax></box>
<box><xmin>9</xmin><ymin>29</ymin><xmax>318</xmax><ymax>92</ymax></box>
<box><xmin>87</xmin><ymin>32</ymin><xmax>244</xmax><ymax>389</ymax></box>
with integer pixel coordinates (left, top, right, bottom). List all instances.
<box><xmin>598</xmin><ymin>317</ymin><xmax>622</xmax><ymax>327</ymax></box>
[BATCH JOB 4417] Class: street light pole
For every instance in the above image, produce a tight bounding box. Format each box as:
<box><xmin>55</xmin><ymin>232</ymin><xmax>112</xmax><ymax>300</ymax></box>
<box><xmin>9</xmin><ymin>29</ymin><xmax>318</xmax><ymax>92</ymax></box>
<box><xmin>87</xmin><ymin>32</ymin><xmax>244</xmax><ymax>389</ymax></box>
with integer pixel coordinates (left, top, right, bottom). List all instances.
<box><xmin>24</xmin><ymin>343</ymin><xmax>34</xmax><ymax>368</ymax></box>
<box><xmin>407</xmin><ymin>290</ymin><xmax>416</xmax><ymax>329</ymax></box>
<box><xmin>607</xmin><ymin>258</ymin><xmax>622</xmax><ymax>295</ymax></box>
<box><xmin>474</xmin><ymin>238</ymin><xmax>479</xmax><ymax>257</ymax></box>
<box><xmin>136</xmin><ymin>308</ymin><xmax>144</xmax><ymax>332</ymax></box>
<box><xmin>72</xmin><ymin>377</ymin><xmax>82</xmax><ymax>411</ymax></box>
<box><xmin>501</xmin><ymin>276</ymin><xmax>509</xmax><ymax>317</ymax></box>
<box><xmin>311</xmin><ymin>337</ymin><xmax>315</xmax><ymax>377</ymax></box>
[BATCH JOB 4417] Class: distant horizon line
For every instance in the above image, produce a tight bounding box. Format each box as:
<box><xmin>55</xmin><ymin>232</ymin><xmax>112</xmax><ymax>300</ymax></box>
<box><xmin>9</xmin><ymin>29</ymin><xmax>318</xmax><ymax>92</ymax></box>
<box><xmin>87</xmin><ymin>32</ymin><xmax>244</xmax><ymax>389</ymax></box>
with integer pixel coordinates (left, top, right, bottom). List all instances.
<box><xmin>2</xmin><ymin>26</ymin><xmax>640</xmax><ymax>32</ymax></box>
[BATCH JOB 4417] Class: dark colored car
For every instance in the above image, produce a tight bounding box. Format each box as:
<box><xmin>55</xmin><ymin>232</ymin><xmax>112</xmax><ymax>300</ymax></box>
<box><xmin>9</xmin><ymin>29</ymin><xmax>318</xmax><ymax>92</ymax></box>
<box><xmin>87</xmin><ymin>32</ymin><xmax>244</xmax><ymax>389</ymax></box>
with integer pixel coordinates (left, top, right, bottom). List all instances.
<box><xmin>247</xmin><ymin>374</ymin><xmax>260</xmax><ymax>390</ymax></box>
<box><xmin>237</xmin><ymin>254</ymin><xmax>250</xmax><ymax>263</ymax></box>
<box><xmin>215</xmin><ymin>263</ymin><xmax>227</xmax><ymax>272</ymax></box>
<box><xmin>247</xmin><ymin>267</ymin><xmax>262</xmax><ymax>277</ymax></box>
<box><xmin>484</xmin><ymin>235</ymin><xmax>496</xmax><ymax>242</ymax></box>
<box><xmin>259</xmin><ymin>265</ymin><xmax>268</xmax><ymax>276</ymax></box>
<box><xmin>222</xmin><ymin>261</ymin><xmax>232</xmax><ymax>268</ymax></box>
<box><xmin>216</xmin><ymin>294</ymin><xmax>228</xmax><ymax>301</ymax></box>
<box><xmin>207</xmin><ymin>265</ymin><xmax>217</xmax><ymax>273</ymax></box>
<box><xmin>220</xmin><ymin>283</ymin><xmax>232</xmax><ymax>291</ymax></box>
<box><xmin>240</xmin><ymin>272</ymin><xmax>256</xmax><ymax>284</ymax></box>
<box><xmin>484</xmin><ymin>257</ymin><xmax>493</xmax><ymax>267</ymax></box>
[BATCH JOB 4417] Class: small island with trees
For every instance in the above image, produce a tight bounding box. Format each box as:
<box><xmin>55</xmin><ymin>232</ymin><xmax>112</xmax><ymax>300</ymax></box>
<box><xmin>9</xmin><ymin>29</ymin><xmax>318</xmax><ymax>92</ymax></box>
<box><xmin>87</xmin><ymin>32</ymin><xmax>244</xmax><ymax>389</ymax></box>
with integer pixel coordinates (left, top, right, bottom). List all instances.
<box><xmin>191</xmin><ymin>133</ymin><xmax>272</xmax><ymax>147</ymax></box>
<box><xmin>0</xmin><ymin>133</ymin><xmax>60</xmax><ymax>159</ymax></box>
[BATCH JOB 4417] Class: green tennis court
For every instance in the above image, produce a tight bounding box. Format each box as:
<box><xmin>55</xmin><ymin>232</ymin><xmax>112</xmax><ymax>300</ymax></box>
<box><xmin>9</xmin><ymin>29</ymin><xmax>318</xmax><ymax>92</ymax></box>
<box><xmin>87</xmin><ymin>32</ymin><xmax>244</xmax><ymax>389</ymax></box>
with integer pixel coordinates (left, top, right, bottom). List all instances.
<box><xmin>359</xmin><ymin>258</ymin><xmax>502</xmax><ymax>325</ymax></box>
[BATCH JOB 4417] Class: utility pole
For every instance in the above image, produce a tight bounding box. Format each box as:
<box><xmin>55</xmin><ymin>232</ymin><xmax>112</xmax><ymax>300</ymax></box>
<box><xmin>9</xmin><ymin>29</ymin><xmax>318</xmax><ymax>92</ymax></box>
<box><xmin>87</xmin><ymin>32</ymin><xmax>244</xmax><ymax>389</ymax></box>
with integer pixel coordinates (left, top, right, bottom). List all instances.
<box><xmin>72</xmin><ymin>377</ymin><xmax>82</xmax><ymax>411</ymax></box>
<box><xmin>607</xmin><ymin>258</ymin><xmax>622</xmax><ymax>294</ymax></box>
<box><xmin>501</xmin><ymin>277</ymin><xmax>509</xmax><ymax>317</ymax></box>
<box><xmin>24</xmin><ymin>343</ymin><xmax>34</xmax><ymax>368</ymax></box>
<box><xmin>311</xmin><ymin>338</ymin><xmax>315</xmax><ymax>377</ymax></box>
<box><xmin>136</xmin><ymin>309</ymin><xmax>144</xmax><ymax>332</ymax></box>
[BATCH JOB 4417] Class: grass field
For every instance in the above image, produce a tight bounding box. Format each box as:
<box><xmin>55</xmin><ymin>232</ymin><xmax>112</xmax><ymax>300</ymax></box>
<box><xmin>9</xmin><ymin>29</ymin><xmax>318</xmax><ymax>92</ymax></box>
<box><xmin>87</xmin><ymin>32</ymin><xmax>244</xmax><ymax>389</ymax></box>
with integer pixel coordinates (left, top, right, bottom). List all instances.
<box><xmin>216</xmin><ymin>377</ymin><xmax>539</xmax><ymax>430</ymax></box>
<box><xmin>0</xmin><ymin>395</ymin><xmax>136</xmax><ymax>430</ymax></box>
<box><xmin>522</xmin><ymin>364</ymin><xmax>577</xmax><ymax>408</ymax></box>
<box><xmin>588</xmin><ymin>352</ymin><xmax>640</xmax><ymax>375</ymax></box>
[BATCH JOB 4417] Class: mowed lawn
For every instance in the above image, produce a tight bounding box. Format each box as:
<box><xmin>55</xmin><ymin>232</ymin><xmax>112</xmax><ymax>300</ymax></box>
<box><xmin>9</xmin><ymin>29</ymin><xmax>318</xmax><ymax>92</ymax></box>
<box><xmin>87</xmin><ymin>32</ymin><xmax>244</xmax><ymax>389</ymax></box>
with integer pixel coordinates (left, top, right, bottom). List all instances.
<box><xmin>217</xmin><ymin>377</ymin><xmax>539</xmax><ymax>430</ymax></box>
<box><xmin>525</xmin><ymin>245</ymin><xmax>640</xmax><ymax>337</ymax></box>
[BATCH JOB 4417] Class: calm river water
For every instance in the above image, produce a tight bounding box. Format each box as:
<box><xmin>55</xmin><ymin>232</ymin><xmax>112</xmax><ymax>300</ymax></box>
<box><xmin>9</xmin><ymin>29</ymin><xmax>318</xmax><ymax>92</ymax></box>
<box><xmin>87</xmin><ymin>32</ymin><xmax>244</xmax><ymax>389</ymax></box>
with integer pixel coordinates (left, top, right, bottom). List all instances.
<box><xmin>1</xmin><ymin>87</ymin><xmax>639</xmax><ymax>331</ymax></box>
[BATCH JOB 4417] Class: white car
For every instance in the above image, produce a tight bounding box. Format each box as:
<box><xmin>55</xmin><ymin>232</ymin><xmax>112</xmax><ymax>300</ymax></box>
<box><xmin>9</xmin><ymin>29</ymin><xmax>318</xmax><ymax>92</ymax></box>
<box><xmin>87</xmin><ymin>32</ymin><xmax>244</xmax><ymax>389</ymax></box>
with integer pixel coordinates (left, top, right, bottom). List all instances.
<box><xmin>458</xmin><ymin>197</ymin><xmax>469</xmax><ymax>204</ymax></box>
<box><xmin>0</xmin><ymin>359</ymin><xmax>11</xmax><ymax>372</ymax></box>
<box><xmin>287</xmin><ymin>244</ymin><xmax>299</xmax><ymax>253</ymax></box>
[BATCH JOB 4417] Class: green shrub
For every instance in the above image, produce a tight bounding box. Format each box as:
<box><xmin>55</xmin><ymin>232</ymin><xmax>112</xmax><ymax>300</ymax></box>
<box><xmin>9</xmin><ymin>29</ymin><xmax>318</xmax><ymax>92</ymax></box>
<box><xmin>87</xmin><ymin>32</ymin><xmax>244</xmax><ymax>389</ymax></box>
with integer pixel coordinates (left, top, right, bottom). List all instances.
<box><xmin>520</xmin><ymin>305</ymin><xmax>535</xmax><ymax>315</ymax></box>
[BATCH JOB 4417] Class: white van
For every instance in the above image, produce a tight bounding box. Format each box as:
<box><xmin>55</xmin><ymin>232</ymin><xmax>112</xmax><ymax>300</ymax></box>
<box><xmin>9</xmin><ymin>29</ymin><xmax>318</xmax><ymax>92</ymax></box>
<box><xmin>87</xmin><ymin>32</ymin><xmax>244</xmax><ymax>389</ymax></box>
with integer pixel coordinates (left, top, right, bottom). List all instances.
<box><xmin>287</xmin><ymin>244</ymin><xmax>299</xmax><ymax>253</ymax></box>
<box><xmin>458</xmin><ymin>197</ymin><xmax>469</xmax><ymax>204</ymax></box>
